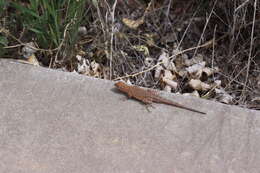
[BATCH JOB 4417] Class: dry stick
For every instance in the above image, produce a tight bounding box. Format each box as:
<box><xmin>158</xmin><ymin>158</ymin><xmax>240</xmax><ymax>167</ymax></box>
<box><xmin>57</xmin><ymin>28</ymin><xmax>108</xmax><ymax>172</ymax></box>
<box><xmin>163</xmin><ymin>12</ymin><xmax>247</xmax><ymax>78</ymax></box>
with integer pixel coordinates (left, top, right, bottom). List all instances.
<box><xmin>50</xmin><ymin>18</ymin><xmax>74</xmax><ymax>68</ymax></box>
<box><xmin>1</xmin><ymin>28</ymin><xmax>57</xmax><ymax>52</ymax></box>
<box><xmin>109</xmin><ymin>0</ymin><xmax>117</xmax><ymax>80</ymax></box>
<box><xmin>202</xmin><ymin>25</ymin><xmax>217</xmax><ymax>98</ymax></box>
<box><xmin>240</xmin><ymin>0</ymin><xmax>257</xmax><ymax>103</ymax></box>
<box><xmin>96</xmin><ymin>2</ymin><xmax>106</xmax><ymax>35</ymax></box>
<box><xmin>114</xmin><ymin>36</ymin><xmax>224</xmax><ymax>81</ymax></box>
<box><xmin>102</xmin><ymin>0</ymin><xmax>114</xmax><ymax>79</ymax></box>
<box><xmin>235</xmin><ymin>0</ymin><xmax>250</xmax><ymax>13</ymax></box>
<box><xmin>217</xmin><ymin>71</ymin><xmax>254</xmax><ymax>92</ymax></box>
<box><xmin>176</xmin><ymin>7</ymin><xmax>199</xmax><ymax>51</ymax></box>
<box><xmin>211</xmin><ymin>25</ymin><xmax>217</xmax><ymax>76</ymax></box>
<box><xmin>115</xmin><ymin>32</ymin><xmax>228</xmax><ymax>81</ymax></box>
<box><xmin>95</xmin><ymin>0</ymin><xmax>108</xmax><ymax>63</ymax></box>
<box><xmin>114</xmin><ymin>1</ymin><xmax>225</xmax><ymax>81</ymax></box>
<box><xmin>166</xmin><ymin>0</ymin><xmax>172</xmax><ymax>18</ymax></box>
<box><xmin>192</xmin><ymin>0</ymin><xmax>217</xmax><ymax>59</ymax></box>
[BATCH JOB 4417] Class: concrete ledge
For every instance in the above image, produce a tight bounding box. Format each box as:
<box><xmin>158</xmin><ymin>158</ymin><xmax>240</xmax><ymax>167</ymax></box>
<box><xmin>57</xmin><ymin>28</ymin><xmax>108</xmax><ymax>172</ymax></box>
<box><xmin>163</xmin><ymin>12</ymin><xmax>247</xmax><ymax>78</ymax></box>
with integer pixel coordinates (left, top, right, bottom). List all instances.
<box><xmin>0</xmin><ymin>59</ymin><xmax>259</xmax><ymax>173</ymax></box>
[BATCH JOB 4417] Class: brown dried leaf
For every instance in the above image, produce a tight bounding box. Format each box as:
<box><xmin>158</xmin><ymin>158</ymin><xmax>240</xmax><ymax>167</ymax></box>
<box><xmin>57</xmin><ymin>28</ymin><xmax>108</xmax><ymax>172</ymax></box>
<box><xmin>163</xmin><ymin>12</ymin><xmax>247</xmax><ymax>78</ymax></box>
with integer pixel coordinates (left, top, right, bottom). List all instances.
<box><xmin>163</xmin><ymin>70</ymin><xmax>175</xmax><ymax>80</ymax></box>
<box><xmin>202</xmin><ymin>67</ymin><xmax>220</xmax><ymax>77</ymax></box>
<box><xmin>183</xmin><ymin>90</ymin><xmax>200</xmax><ymax>97</ymax></box>
<box><xmin>186</xmin><ymin>62</ymin><xmax>206</xmax><ymax>79</ymax></box>
<box><xmin>163</xmin><ymin>84</ymin><xmax>172</xmax><ymax>92</ymax></box>
<box><xmin>91</xmin><ymin>61</ymin><xmax>102</xmax><ymax>78</ymax></box>
<box><xmin>144</xmin><ymin>33</ymin><xmax>156</xmax><ymax>46</ymax></box>
<box><xmin>189</xmin><ymin>79</ymin><xmax>211</xmax><ymax>91</ymax></box>
<box><xmin>132</xmin><ymin>45</ymin><xmax>149</xmax><ymax>56</ymax></box>
<box><xmin>215</xmin><ymin>88</ymin><xmax>234</xmax><ymax>104</ymax></box>
<box><xmin>176</xmin><ymin>69</ymin><xmax>188</xmax><ymax>77</ymax></box>
<box><xmin>162</xmin><ymin>78</ymin><xmax>178</xmax><ymax>90</ymax></box>
<box><xmin>154</xmin><ymin>65</ymin><xmax>163</xmax><ymax>79</ymax></box>
<box><xmin>27</xmin><ymin>54</ymin><xmax>40</xmax><ymax>66</ymax></box>
<box><xmin>144</xmin><ymin>57</ymin><xmax>154</xmax><ymax>67</ymax></box>
<box><xmin>22</xmin><ymin>42</ymin><xmax>37</xmax><ymax>59</ymax></box>
<box><xmin>186</xmin><ymin>62</ymin><xmax>206</xmax><ymax>74</ymax></box>
<box><xmin>157</xmin><ymin>51</ymin><xmax>170</xmax><ymax>68</ymax></box>
<box><xmin>122</xmin><ymin>17</ymin><xmax>144</xmax><ymax>29</ymax></box>
<box><xmin>78</xmin><ymin>59</ymin><xmax>91</xmax><ymax>75</ymax></box>
<box><xmin>184</xmin><ymin>54</ymin><xmax>204</xmax><ymax>66</ymax></box>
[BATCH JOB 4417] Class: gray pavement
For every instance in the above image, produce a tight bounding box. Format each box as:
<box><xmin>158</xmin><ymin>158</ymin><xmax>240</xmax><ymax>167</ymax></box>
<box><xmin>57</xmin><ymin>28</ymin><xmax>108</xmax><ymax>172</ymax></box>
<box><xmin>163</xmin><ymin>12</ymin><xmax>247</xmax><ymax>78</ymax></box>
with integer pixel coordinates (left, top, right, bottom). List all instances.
<box><xmin>0</xmin><ymin>59</ymin><xmax>260</xmax><ymax>173</ymax></box>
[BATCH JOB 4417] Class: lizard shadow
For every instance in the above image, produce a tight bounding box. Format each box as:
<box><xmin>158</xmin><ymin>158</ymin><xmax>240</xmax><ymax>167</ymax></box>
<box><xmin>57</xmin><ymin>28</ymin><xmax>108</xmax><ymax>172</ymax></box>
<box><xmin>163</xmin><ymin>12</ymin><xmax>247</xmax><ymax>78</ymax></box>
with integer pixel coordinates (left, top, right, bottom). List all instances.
<box><xmin>111</xmin><ymin>87</ymin><xmax>121</xmax><ymax>94</ymax></box>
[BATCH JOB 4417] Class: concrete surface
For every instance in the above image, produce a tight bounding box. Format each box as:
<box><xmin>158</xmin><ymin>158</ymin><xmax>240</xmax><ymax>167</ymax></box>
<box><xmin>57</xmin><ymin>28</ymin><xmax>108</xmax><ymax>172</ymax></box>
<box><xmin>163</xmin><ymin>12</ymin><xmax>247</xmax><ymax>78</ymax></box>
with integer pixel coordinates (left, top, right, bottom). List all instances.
<box><xmin>0</xmin><ymin>59</ymin><xmax>260</xmax><ymax>173</ymax></box>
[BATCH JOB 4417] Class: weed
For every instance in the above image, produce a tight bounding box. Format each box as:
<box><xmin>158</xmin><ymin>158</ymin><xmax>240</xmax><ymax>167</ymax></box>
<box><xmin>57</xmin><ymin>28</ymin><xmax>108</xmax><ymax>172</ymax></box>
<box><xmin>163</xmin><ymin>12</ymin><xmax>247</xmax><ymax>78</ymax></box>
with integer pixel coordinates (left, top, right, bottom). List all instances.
<box><xmin>11</xmin><ymin>0</ymin><xmax>87</xmax><ymax>64</ymax></box>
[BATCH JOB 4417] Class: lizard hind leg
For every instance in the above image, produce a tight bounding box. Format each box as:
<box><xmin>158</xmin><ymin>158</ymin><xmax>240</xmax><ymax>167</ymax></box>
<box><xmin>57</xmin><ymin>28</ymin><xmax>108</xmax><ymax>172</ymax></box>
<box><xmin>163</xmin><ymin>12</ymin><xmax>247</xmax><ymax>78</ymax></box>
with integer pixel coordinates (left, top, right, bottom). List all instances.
<box><xmin>144</xmin><ymin>102</ymin><xmax>155</xmax><ymax>112</ymax></box>
<box><xmin>142</xmin><ymin>97</ymin><xmax>155</xmax><ymax>111</ymax></box>
<box><xmin>142</xmin><ymin>97</ymin><xmax>153</xmax><ymax>104</ymax></box>
<box><xmin>145</xmin><ymin>104</ymin><xmax>152</xmax><ymax>112</ymax></box>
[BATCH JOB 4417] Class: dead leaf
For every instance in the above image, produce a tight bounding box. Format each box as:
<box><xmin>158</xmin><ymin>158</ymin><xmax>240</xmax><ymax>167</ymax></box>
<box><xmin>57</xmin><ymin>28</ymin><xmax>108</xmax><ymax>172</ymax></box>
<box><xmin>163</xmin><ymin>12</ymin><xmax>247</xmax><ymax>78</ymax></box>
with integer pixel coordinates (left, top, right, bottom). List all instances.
<box><xmin>163</xmin><ymin>84</ymin><xmax>172</xmax><ymax>92</ymax></box>
<box><xmin>27</xmin><ymin>54</ymin><xmax>40</xmax><ymax>66</ymax></box>
<box><xmin>215</xmin><ymin>88</ymin><xmax>234</xmax><ymax>104</ymax></box>
<box><xmin>144</xmin><ymin>57</ymin><xmax>154</xmax><ymax>67</ymax></box>
<box><xmin>132</xmin><ymin>45</ymin><xmax>149</xmax><ymax>56</ymax></box>
<box><xmin>186</xmin><ymin>62</ymin><xmax>206</xmax><ymax>79</ymax></box>
<box><xmin>157</xmin><ymin>51</ymin><xmax>170</xmax><ymax>68</ymax></box>
<box><xmin>91</xmin><ymin>61</ymin><xmax>101</xmax><ymax>78</ymax></box>
<box><xmin>186</xmin><ymin>61</ymin><xmax>206</xmax><ymax>74</ymax></box>
<box><xmin>183</xmin><ymin>90</ymin><xmax>200</xmax><ymax>97</ymax></box>
<box><xmin>144</xmin><ymin>33</ymin><xmax>156</xmax><ymax>46</ymax></box>
<box><xmin>122</xmin><ymin>17</ymin><xmax>144</xmax><ymax>29</ymax></box>
<box><xmin>154</xmin><ymin>65</ymin><xmax>163</xmax><ymax>79</ymax></box>
<box><xmin>22</xmin><ymin>42</ymin><xmax>37</xmax><ymax>59</ymax></box>
<box><xmin>176</xmin><ymin>69</ymin><xmax>188</xmax><ymax>77</ymax></box>
<box><xmin>189</xmin><ymin>79</ymin><xmax>211</xmax><ymax>91</ymax></box>
<box><xmin>162</xmin><ymin>77</ymin><xmax>178</xmax><ymax>90</ymax></box>
<box><xmin>78</xmin><ymin>58</ymin><xmax>90</xmax><ymax>75</ymax></box>
<box><xmin>184</xmin><ymin>54</ymin><xmax>204</xmax><ymax>66</ymax></box>
<box><xmin>252</xmin><ymin>97</ymin><xmax>260</xmax><ymax>102</ymax></box>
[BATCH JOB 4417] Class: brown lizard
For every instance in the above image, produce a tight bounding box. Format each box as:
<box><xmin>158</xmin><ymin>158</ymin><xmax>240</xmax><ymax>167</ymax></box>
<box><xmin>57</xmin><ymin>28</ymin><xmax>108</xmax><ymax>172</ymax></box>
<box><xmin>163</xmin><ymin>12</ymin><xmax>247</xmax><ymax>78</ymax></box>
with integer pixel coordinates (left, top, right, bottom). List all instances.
<box><xmin>115</xmin><ymin>81</ymin><xmax>206</xmax><ymax>114</ymax></box>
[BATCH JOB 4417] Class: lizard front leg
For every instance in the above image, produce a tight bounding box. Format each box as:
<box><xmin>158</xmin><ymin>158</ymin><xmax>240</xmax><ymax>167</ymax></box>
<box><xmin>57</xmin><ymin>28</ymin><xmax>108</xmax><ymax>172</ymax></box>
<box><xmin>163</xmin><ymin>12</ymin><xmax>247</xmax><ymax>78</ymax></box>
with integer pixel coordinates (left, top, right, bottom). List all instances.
<box><xmin>126</xmin><ymin>88</ymin><xmax>136</xmax><ymax>98</ymax></box>
<box><xmin>142</xmin><ymin>97</ymin><xmax>155</xmax><ymax>110</ymax></box>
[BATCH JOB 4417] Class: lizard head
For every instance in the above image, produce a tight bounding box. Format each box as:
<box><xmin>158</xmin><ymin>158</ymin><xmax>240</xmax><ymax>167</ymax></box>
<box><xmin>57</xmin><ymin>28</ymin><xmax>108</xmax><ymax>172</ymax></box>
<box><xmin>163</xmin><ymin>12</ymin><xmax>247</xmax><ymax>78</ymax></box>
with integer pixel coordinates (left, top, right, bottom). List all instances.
<box><xmin>114</xmin><ymin>81</ymin><xmax>127</xmax><ymax>90</ymax></box>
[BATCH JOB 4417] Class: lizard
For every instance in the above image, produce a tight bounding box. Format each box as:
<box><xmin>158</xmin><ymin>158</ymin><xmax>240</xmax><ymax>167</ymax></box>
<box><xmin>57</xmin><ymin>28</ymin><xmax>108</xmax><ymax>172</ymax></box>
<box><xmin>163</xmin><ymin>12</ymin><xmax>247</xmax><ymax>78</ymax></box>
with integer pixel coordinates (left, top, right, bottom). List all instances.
<box><xmin>115</xmin><ymin>81</ymin><xmax>206</xmax><ymax>114</ymax></box>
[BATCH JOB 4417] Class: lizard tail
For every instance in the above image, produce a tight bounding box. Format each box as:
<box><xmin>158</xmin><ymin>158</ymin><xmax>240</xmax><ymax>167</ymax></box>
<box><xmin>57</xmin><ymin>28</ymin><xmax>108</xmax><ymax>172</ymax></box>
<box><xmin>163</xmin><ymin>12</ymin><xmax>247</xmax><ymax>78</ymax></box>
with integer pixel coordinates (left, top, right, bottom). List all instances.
<box><xmin>156</xmin><ymin>99</ymin><xmax>206</xmax><ymax>114</ymax></box>
<box><xmin>176</xmin><ymin>105</ymin><xmax>206</xmax><ymax>114</ymax></box>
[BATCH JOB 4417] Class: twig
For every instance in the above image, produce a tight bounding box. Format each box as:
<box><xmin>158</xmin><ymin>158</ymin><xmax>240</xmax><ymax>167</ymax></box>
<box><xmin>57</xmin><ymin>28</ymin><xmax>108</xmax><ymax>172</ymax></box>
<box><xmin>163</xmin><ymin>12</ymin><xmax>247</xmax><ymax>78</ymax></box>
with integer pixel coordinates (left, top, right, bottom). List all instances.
<box><xmin>114</xmin><ymin>39</ymin><xmax>219</xmax><ymax>80</ymax></box>
<box><xmin>0</xmin><ymin>28</ymin><xmax>57</xmax><ymax>52</ymax></box>
<box><xmin>109</xmin><ymin>0</ymin><xmax>117</xmax><ymax>80</ymax></box>
<box><xmin>211</xmin><ymin>25</ymin><xmax>217</xmax><ymax>80</ymax></box>
<box><xmin>240</xmin><ymin>0</ymin><xmax>257</xmax><ymax>102</ymax></box>
<box><xmin>192</xmin><ymin>0</ymin><xmax>217</xmax><ymax>58</ymax></box>
<box><xmin>176</xmin><ymin>8</ymin><xmax>199</xmax><ymax>51</ymax></box>
<box><xmin>235</xmin><ymin>0</ymin><xmax>250</xmax><ymax>13</ymax></box>
<box><xmin>51</xmin><ymin>16</ymin><xmax>75</xmax><ymax>67</ymax></box>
